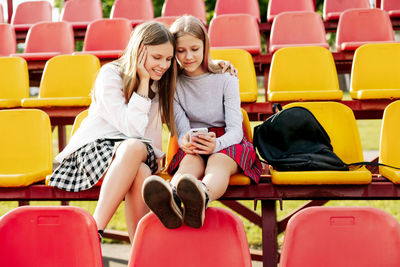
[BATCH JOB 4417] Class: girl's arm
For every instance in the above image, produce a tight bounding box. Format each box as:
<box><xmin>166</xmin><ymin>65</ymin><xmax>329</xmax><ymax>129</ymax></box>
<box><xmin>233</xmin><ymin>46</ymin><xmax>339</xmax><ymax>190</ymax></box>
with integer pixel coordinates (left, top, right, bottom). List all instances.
<box><xmin>173</xmin><ymin>97</ymin><xmax>197</xmax><ymax>154</ymax></box>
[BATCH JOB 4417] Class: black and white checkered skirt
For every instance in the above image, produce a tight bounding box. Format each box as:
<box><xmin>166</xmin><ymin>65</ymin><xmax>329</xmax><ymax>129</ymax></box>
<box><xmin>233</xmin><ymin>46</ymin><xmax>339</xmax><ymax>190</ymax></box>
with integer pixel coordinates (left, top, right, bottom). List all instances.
<box><xmin>48</xmin><ymin>138</ymin><xmax>157</xmax><ymax>192</ymax></box>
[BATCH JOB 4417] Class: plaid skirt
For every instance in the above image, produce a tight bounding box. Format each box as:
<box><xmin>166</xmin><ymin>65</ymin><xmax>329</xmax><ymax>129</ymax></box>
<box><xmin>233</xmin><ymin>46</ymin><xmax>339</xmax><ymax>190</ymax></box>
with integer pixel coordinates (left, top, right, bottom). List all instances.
<box><xmin>48</xmin><ymin>138</ymin><xmax>157</xmax><ymax>192</ymax></box>
<box><xmin>167</xmin><ymin>127</ymin><xmax>262</xmax><ymax>183</ymax></box>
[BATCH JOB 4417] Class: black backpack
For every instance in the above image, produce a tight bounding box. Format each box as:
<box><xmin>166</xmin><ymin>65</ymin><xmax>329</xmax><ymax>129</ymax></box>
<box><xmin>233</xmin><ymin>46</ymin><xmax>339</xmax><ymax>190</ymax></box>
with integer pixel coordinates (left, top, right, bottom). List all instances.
<box><xmin>253</xmin><ymin>106</ymin><xmax>349</xmax><ymax>172</ymax></box>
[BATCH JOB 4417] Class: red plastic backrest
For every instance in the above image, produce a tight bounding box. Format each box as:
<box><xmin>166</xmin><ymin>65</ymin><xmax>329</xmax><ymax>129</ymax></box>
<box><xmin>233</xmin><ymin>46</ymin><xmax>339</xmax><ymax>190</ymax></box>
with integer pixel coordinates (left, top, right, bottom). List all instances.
<box><xmin>280</xmin><ymin>207</ymin><xmax>400</xmax><ymax>267</ymax></box>
<box><xmin>11</xmin><ymin>0</ymin><xmax>52</xmax><ymax>25</ymax></box>
<box><xmin>0</xmin><ymin>24</ymin><xmax>16</xmax><ymax>56</ymax></box>
<box><xmin>110</xmin><ymin>0</ymin><xmax>154</xmax><ymax>21</ymax></box>
<box><xmin>25</xmin><ymin>21</ymin><xmax>75</xmax><ymax>53</ymax></box>
<box><xmin>208</xmin><ymin>14</ymin><xmax>261</xmax><ymax>54</ymax></box>
<box><xmin>382</xmin><ymin>0</ymin><xmax>400</xmax><ymax>11</ymax></box>
<box><xmin>83</xmin><ymin>18</ymin><xmax>132</xmax><ymax>51</ymax></box>
<box><xmin>129</xmin><ymin>207</ymin><xmax>251</xmax><ymax>267</ymax></box>
<box><xmin>336</xmin><ymin>8</ymin><xmax>394</xmax><ymax>45</ymax></box>
<box><xmin>324</xmin><ymin>0</ymin><xmax>371</xmax><ymax>17</ymax></box>
<box><xmin>61</xmin><ymin>0</ymin><xmax>103</xmax><ymax>22</ymax></box>
<box><xmin>267</xmin><ymin>0</ymin><xmax>315</xmax><ymax>22</ymax></box>
<box><xmin>0</xmin><ymin>206</ymin><xmax>103</xmax><ymax>267</ymax></box>
<box><xmin>214</xmin><ymin>0</ymin><xmax>260</xmax><ymax>21</ymax></box>
<box><xmin>162</xmin><ymin>0</ymin><xmax>207</xmax><ymax>25</ymax></box>
<box><xmin>270</xmin><ymin>11</ymin><xmax>327</xmax><ymax>49</ymax></box>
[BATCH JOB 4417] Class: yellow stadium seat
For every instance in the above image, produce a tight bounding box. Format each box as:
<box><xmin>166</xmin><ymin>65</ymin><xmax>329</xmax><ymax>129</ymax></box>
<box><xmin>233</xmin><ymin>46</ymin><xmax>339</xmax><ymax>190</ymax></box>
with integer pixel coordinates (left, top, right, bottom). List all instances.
<box><xmin>350</xmin><ymin>43</ymin><xmax>400</xmax><ymax>100</ymax></box>
<box><xmin>0</xmin><ymin>109</ymin><xmax>52</xmax><ymax>187</ymax></box>
<box><xmin>270</xmin><ymin>102</ymin><xmax>371</xmax><ymax>185</ymax></box>
<box><xmin>268</xmin><ymin>46</ymin><xmax>343</xmax><ymax>102</ymax></box>
<box><xmin>211</xmin><ymin>49</ymin><xmax>258</xmax><ymax>103</ymax></box>
<box><xmin>0</xmin><ymin>57</ymin><xmax>29</xmax><ymax>108</ymax></box>
<box><xmin>160</xmin><ymin>108</ymin><xmax>252</xmax><ymax>185</ymax></box>
<box><xmin>379</xmin><ymin>100</ymin><xmax>400</xmax><ymax>183</ymax></box>
<box><xmin>70</xmin><ymin>109</ymin><xmax>89</xmax><ymax>136</ymax></box>
<box><xmin>21</xmin><ymin>54</ymin><xmax>100</xmax><ymax>107</ymax></box>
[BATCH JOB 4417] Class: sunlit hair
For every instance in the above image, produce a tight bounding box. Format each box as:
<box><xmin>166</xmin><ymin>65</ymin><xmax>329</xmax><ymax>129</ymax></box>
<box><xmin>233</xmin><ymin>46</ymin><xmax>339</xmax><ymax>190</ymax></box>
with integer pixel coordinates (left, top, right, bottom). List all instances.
<box><xmin>170</xmin><ymin>15</ymin><xmax>222</xmax><ymax>74</ymax></box>
<box><xmin>115</xmin><ymin>21</ymin><xmax>177</xmax><ymax>136</ymax></box>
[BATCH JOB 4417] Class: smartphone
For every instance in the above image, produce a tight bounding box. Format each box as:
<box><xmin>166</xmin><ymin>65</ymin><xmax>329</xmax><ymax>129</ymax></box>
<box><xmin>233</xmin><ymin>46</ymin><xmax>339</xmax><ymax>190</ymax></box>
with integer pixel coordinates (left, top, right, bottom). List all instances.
<box><xmin>189</xmin><ymin>127</ymin><xmax>208</xmax><ymax>142</ymax></box>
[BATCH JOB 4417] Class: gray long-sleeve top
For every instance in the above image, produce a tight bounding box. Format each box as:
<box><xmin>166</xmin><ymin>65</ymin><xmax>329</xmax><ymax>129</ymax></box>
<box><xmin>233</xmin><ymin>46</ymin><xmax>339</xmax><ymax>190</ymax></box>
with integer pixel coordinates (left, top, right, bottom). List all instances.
<box><xmin>174</xmin><ymin>72</ymin><xmax>243</xmax><ymax>153</ymax></box>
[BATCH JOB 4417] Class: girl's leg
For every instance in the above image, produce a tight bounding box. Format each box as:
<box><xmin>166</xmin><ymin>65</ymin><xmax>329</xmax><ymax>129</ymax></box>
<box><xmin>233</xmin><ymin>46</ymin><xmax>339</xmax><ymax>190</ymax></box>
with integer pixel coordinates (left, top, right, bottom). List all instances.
<box><xmin>170</xmin><ymin>154</ymin><xmax>205</xmax><ymax>186</ymax></box>
<box><xmin>93</xmin><ymin>139</ymin><xmax>148</xmax><ymax>232</ymax></box>
<box><xmin>203</xmin><ymin>153</ymin><xmax>239</xmax><ymax>201</ymax></box>
<box><xmin>125</xmin><ymin>163</ymin><xmax>151</xmax><ymax>243</ymax></box>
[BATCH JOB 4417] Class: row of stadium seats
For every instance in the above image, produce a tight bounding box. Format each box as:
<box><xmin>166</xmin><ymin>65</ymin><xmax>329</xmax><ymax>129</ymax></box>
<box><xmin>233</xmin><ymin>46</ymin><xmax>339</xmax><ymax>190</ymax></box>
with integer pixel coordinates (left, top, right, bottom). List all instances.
<box><xmin>1</xmin><ymin>0</ymin><xmax>400</xmax><ymax>26</ymax></box>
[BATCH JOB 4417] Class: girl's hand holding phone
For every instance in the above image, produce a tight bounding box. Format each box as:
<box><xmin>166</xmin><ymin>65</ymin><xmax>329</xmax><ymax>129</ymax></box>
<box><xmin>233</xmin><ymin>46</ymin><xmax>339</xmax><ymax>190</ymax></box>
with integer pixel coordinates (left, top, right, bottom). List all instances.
<box><xmin>191</xmin><ymin>132</ymin><xmax>216</xmax><ymax>155</ymax></box>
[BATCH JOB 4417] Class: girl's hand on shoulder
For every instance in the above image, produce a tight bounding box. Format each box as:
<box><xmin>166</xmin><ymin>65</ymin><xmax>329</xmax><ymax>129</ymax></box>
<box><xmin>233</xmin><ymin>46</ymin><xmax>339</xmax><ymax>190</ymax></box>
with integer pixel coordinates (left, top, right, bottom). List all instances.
<box><xmin>137</xmin><ymin>45</ymin><xmax>150</xmax><ymax>81</ymax></box>
<box><xmin>181</xmin><ymin>132</ymin><xmax>196</xmax><ymax>155</ymax></box>
<box><xmin>191</xmin><ymin>132</ymin><xmax>216</xmax><ymax>155</ymax></box>
<box><xmin>216</xmin><ymin>60</ymin><xmax>238</xmax><ymax>77</ymax></box>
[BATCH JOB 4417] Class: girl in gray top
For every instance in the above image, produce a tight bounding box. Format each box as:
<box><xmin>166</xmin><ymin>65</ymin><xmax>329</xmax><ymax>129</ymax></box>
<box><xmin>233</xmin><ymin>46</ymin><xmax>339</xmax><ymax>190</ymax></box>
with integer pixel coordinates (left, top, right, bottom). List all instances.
<box><xmin>142</xmin><ymin>16</ymin><xmax>262</xmax><ymax>229</ymax></box>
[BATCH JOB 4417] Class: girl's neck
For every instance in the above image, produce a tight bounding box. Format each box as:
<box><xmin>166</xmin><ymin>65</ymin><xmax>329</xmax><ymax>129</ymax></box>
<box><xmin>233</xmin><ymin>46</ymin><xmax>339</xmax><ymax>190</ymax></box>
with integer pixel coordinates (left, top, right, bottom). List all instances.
<box><xmin>183</xmin><ymin>66</ymin><xmax>207</xmax><ymax>77</ymax></box>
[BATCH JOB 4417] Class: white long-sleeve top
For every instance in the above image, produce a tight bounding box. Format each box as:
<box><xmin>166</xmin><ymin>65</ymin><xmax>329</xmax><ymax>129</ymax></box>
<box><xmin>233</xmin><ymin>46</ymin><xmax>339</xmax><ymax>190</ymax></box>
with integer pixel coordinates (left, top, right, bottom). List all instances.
<box><xmin>174</xmin><ymin>72</ymin><xmax>243</xmax><ymax>153</ymax></box>
<box><xmin>55</xmin><ymin>63</ymin><xmax>164</xmax><ymax>162</ymax></box>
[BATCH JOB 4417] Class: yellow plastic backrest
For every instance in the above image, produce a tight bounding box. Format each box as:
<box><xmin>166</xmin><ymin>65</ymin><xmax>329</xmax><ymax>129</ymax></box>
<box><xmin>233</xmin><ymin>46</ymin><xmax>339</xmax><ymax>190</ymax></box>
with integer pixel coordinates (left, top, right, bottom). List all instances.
<box><xmin>0</xmin><ymin>109</ymin><xmax>52</xmax><ymax>182</ymax></box>
<box><xmin>210</xmin><ymin>49</ymin><xmax>258</xmax><ymax>103</ymax></box>
<box><xmin>284</xmin><ymin>102</ymin><xmax>364</xmax><ymax>164</ymax></box>
<box><xmin>39</xmin><ymin>54</ymin><xmax>100</xmax><ymax>98</ymax></box>
<box><xmin>269</xmin><ymin>46</ymin><xmax>339</xmax><ymax>93</ymax></box>
<box><xmin>71</xmin><ymin>109</ymin><xmax>89</xmax><ymax>137</ymax></box>
<box><xmin>380</xmin><ymin>100</ymin><xmax>400</xmax><ymax>167</ymax></box>
<box><xmin>351</xmin><ymin>43</ymin><xmax>400</xmax><ymax>98</ymax></box>
<box><xmin>0</xmin><ymin>57</ymin><xmax>29</xmax><ymax>99</ymax></box>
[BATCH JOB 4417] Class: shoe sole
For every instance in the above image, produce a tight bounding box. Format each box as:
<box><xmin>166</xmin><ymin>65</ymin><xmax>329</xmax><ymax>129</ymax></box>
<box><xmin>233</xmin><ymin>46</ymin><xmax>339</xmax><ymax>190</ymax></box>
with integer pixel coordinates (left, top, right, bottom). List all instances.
<box><xmin>177</xmin><ymin>177</ymin><xmax>205</xmax><ymax>228</ymax></box>
<box><xmin>143</xmin><ymin>178</ymin><xmax>182</xmax><ymax>229</ymax></box>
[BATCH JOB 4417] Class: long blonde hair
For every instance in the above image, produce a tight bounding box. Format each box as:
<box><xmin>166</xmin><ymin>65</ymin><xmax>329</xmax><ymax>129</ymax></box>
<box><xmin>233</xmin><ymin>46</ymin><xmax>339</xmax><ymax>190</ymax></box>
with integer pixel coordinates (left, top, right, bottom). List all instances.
<box><xmin>116</xmin><ymin>21</ymin><xmax>177</xmax><ymax>136</ymax></box>
<box><xmin>170</xmin><ymin>15</ymin><xmax>222</xmax><ymax>74</ymax></box>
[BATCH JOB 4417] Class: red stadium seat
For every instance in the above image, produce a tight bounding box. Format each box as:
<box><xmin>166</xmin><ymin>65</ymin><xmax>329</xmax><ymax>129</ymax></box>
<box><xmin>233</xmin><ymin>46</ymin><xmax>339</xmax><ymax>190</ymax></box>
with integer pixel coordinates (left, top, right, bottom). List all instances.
<box><xmin>12</xmin><ymin>21</ymin><xmax>74</xmax><ymax>61</ymax></box>
<box><xmin>60</xmin><ymin>0</ymin><xmax>103</xmax><ymax>29</ymax></box>
<box><xmin>110</xmin><ymin>0</ymin><xmax>154</xmax><ymax>26</ymax></box>
<box><xmin>161</xmin><ymin>0</ymin><xmax>207</xmax><ymax>25</ymax></box>
<box><xmin>11</xmin><ymin>0</ymin><xmax>52</xmax><ymax>31</ymax></box>
<box><xmin>336</xmin><ymin>8</ymin><xmax>394</xmax><ymax>52</ymax></box>
<box><xmin>382</xmin><ymin>0</ymin><xmax>400</xmax><ymax>18</ymax></box>
<box><xmin>280</xmin><ymin>207</ymin><xmax>400</xmax><ymax>267</ymax></box>
<box><xmin>0</xmin><ymin>24</ymin><xmax>16</xmax><ymax>56</ymax></box>
<box><xmin>208</xmin><ymin>14</ymin><xmax>261</xmax><ymax>55</ymax></box>
<box><xmin>153</xmin><ymin>16</ymin><xmax>178</xmax><ymax>27</ymax></box>
<box><xmin>0</xmin><ymin>3</ymin><xmax>4</xmax><ymax>23</ymax></box>
<box><xmin>79</xmin><ymin>18</ymin><xmax>132</xmax><ymax>59</ymax></box>
<box><xmin>323</xmin><ymin>0</ymin><xmax>371</xmax><ymax>21</ymax></box>
<box><xmin>267</xmin><ymin>0</ymin><xmax>314</xmax><ymax>22</ymax></box>
<box><xmin>0</xmin><ymin>206</ymin><xmax>103</xmax><ymax>267</ymax></box>
<box><xmin>129</xmin><ymin>207</ymin><xmax>251</xmax><ymax>267</ymax></box>
<box><xmin>214</xmin><ymin>0</ymin><xmax>260</xmax><ymax>22</ymax></box>
<box><xmin>269</xmin><ymin>11</ymin><xmax>329</xmax><ymax>53</ymax></box>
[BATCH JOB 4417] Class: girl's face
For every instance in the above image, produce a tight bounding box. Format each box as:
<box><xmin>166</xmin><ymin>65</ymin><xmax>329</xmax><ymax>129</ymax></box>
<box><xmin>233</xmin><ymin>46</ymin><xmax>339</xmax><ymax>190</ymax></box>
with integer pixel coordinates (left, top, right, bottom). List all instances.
<box><xmin>176</xmin><ymin>34</ymin><xmax>206</xmax><ymax>77</ymax></box>
<box><xmin>144</xmin><ymin>42</ymin><xmax>174</xmax><ymax>81</ymax></box>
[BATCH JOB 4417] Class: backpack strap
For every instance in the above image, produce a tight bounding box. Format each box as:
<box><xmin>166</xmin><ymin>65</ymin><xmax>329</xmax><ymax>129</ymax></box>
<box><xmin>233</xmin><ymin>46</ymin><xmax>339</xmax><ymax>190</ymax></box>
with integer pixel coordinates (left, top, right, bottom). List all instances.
<box><xmin>346</xmin><ymin>162</ymin><xmax>400</xmax><ymax>170</ymax></box>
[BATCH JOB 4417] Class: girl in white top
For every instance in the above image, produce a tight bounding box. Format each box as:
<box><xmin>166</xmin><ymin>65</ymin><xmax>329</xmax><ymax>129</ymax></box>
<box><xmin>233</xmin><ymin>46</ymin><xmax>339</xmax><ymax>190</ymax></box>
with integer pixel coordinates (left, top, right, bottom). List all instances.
<box><xmin>49</xmin><ymin>21</ymin><xmax>178</xmax><ymax>242</ymax></box>
<box><xmin>142</xmin><ymin>16</ymin><xmax>262</xmax><ymax>229</ymax></box>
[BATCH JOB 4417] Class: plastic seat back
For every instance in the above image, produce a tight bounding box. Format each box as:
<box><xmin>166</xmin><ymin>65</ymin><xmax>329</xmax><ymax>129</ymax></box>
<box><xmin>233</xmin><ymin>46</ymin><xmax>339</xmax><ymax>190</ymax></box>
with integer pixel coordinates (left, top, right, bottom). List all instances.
<box><xmin>323</xmin><ymin>0</ymin><xmax>371</xmax><ymax>21</ymax></box>
<box><xmin>269</xmin><ymin>11</ymin><xmax>329</xmax><ymax>53</ymax></box>
<box><xmin>110</xmin><ymin>0</ymin><xmax>154</xmax><ymax>24</ymax></box>
<box><xmin>129</xmin><ymin>207</ymin><xmax>251</xmax><ymax>267</ymax></box>
<box><xmin>382</xmin><ymin>0</ymin><xmax>400</xmax><ymax>17</ymax></box>
<box><xmin>0</xmin><ymin>3</ymin><xmax>4</xmax><ymax>23</ymax></box>
<box><xmin>350</xmin><ymin>43</ymin><xmax>400</xmax><ymax>100</ymax></box>
<box><xmin>83</xmin><ymin>18</ymin><xmax>132</xmax><ymax>51</ymax></box>
<box><xmin>153</xmin><ymin>16</ymin><xmax>178</xmax><ymax>27</ymax></box>
<box><xmin>211</xmin><ymin>49</ymin><xmax>258</xmax><ymax>103</ymax></box>
<box><xmin>268</xmin><ymin>46</ymin><xmax>343</xmax><ymax>102</ymax></box>
<box><xmin>336</xmin><ymin>8</ymin><xmax>394</xmax><ymax>52</ymax></box>
<box><xmin>71</xmin><ymin>109</ymin><xmax>89</xmax><ymax>136</ymax></box>
<box><xmin>0</xmin><ymin>206</ymin><xmax>103</xmax><ymax>267</ymax></box>
<box><xmin>61</xmin><ymin>0</ymin><xmax>103</xmax><ymax>27</ymax></box>
<box><xmin>209</xmin><ymin>14</ymin><xmax>261</xmax><ymax>55</ymax></box>
<box><xmin>379</xmin><ymin>100</ymin><xmax>400</xmax><ymax>183</ymax></box>
<box><xmin>270</xmin><ymin>102</ymin><xmax>371</xmax><ymax>184</ymax></box>
<box><xmin>280</xmin><ymin>206</ymin><xmax>400</xmax><ymax>267</ymax></box>
<box><xmin>0</xmin><ymin>109</ymin><xmax>52</xmax><ymax>187</ymax></box>
<box><xmin>214</xmin><ymin>0</ymin><xmax>260</xmax><ymax>21</ymax></box>
<box><xmin>267</xmin><ymin>0</ymin><xmax>314</xmax><ymax>22</ymax></box>
<box><xmin>0</xmin><ymin>57</ymin><xmax>29</xmax><ymax>108</ymax></box>
<box><xmin>11</xmin><ymin>1</ymin><xmax>52</xmax><ymax>27</ymax></box>
<box><xmin>24</xmin><ymin>21</ymin><xmax>75</xmax><ymax>53</ymax></box>
<box><xmin>0</xmin><ymin>24</ymin><xmax>16</xmax><ymax>56</ymax></box>
<box><xmin>162</xmin><ymin>0</ymin><xmax>207</xmax><ymax>25</ymax></box>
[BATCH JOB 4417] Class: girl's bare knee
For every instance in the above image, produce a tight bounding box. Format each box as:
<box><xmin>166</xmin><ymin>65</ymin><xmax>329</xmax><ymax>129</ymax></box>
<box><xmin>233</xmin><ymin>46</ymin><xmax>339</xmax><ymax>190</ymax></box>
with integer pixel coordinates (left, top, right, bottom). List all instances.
<box><xmin>116</xmin><ymin>139</ymin><xmax>147</xmax><ymax>162</ymax></box>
